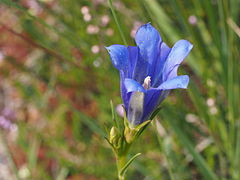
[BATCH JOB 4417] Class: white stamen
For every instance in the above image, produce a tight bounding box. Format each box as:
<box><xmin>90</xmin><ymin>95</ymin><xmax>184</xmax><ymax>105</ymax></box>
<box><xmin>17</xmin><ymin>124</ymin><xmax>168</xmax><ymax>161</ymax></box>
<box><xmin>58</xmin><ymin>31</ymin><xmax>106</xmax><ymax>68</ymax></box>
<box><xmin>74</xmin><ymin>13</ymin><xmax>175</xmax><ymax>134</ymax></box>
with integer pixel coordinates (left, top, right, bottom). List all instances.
<box><xmin>143</xmin><ymin>76</ymin><xmax>151</xmax><ymax>89</ymax></box>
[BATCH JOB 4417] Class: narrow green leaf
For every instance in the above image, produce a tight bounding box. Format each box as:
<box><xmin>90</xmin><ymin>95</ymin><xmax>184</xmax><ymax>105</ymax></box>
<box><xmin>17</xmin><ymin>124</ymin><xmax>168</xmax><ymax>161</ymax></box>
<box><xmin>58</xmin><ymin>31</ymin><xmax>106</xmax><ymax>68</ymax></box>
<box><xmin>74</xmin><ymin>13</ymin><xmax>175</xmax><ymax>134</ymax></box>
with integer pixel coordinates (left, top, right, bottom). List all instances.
<box><xmin>120</xmin><ymin>153</ymin><xmax>141</xmax><ymax>177</ymax></box>
<box><xmin>135</xmin><ymin>120</ymin><xmax>151</xmax><ymax>138</ymax></box>
<box><xmin>150</xmin><ymin>107</ymin><xmax>162</xmax><ymax>120</ymax></box>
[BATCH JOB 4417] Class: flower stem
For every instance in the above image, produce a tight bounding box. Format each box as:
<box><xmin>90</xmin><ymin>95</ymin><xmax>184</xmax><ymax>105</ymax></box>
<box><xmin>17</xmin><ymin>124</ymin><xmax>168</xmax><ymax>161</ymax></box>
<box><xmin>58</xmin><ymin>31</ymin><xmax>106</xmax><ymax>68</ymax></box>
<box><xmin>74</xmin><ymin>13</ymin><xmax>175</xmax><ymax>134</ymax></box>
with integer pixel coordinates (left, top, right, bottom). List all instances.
<box><xmin>116</xmin><ymin>155</ymin><xmax>127</xmax><ymax>180</ymax></box>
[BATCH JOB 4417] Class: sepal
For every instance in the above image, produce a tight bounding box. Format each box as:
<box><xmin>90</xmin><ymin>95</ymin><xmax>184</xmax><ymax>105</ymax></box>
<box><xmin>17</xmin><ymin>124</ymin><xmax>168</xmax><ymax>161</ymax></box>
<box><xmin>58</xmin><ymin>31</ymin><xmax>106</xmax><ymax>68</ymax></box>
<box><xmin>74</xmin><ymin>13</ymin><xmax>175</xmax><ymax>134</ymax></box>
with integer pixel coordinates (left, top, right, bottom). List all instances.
<box><xmin>150</xmin><ymin>106</ymin><xmax>162</xmax><ymax>120</ymax></box>
<box><xmin>124</xmin><ymin>120</ymin><xmax>151</xmax><ymax>144</ymax></box>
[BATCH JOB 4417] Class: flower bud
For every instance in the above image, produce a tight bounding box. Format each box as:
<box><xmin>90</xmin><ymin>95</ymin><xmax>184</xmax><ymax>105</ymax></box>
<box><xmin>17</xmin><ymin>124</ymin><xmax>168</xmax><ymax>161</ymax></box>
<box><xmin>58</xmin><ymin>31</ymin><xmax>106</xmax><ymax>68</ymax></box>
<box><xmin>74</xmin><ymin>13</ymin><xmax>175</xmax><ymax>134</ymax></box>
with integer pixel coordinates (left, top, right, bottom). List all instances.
<box><xmin>124</xmin><ymin>126</ymin><xmax>136</xmax><ymax>144</ymax></box>
<box><xmin>109</xmin><ymin>126</ymin><xmax>119</xmax><ymax>145</ymax></box>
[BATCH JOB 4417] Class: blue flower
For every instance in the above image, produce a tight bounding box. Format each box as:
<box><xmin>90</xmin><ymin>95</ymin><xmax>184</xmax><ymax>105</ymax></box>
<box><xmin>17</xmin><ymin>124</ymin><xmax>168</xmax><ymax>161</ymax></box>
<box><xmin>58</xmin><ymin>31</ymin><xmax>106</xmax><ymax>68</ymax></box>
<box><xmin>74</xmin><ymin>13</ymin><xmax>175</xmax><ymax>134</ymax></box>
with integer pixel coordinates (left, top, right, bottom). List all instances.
<box><xmin>106</xmin><ymin>23</ymin><xmax>193</xmax><ymax>126</ymax></box>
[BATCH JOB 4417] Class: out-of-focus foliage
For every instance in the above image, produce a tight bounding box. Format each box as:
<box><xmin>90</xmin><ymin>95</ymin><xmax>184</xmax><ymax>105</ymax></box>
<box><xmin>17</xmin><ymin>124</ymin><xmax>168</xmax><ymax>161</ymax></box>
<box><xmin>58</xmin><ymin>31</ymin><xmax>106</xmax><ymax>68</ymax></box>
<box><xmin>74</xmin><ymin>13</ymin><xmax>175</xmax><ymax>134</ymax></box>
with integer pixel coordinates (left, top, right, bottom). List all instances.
<box><xmin>0</xmin><ymin>0</ymin><xmax>239</xmax><ymax>179</ymax></box>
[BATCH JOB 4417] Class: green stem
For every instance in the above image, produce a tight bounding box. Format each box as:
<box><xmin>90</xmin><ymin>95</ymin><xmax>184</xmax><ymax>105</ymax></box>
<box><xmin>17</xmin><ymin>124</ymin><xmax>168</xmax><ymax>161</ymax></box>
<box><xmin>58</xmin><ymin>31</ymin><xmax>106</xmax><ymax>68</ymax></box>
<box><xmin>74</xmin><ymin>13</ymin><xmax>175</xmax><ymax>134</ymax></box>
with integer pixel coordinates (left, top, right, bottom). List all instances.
<box><xmin>116</xmin><ymin>155</ymin><xmax>127</xmax><ymax>180</ymax></box>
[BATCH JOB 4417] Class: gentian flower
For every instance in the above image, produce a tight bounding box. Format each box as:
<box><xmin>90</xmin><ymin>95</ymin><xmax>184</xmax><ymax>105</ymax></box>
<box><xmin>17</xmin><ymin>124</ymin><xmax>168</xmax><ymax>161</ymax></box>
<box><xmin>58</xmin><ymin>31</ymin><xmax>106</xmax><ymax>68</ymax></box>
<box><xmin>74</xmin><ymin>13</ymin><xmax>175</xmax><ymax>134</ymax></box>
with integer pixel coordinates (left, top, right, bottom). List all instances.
<box><xmin>106</xmin><ymin>23</ymin><xmax>193</xmax><ymax>126</ymax></box>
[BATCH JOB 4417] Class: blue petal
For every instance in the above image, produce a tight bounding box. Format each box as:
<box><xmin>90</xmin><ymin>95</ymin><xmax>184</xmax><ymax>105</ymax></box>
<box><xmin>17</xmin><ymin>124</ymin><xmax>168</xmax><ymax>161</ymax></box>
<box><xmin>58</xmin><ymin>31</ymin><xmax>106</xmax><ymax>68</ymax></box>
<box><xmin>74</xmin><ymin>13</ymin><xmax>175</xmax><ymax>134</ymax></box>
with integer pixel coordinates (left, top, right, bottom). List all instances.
<box><xmin>124</xmin><ymin>78</ymin><xmax>146</xmax><ymax>93</ymax></box>
<box><xmin>127</xmin><ymin>46</ymin><xmax>139</xmax><ymax>78</ymax></box>
<box><xmin>127</xmin><ymin>46</ymin><xmax>149</xmax><ymax>83</ymax></box>
<box><xmin>139</xmin><ymin>75</ymin><xmax>189</xmax><ymax>123</ymax></box>
<box><xmin>106</xmin><ymin>45</ymin><xmax>128</xmax><ymax>71</ymax></box>
<box><xmin>135</xmin><ymin>23</ymin><xmax>162</xmax><ymax>65</ymax></box>
<box><xmin>142</xmin><ymin>89</ymin><xmax>161</xmax><ymax>121</ymax></box>
<box><xmin>158</xmin><ymin>75</ymin><xmax>189</xmax><ymax>90</ymax></box>
<box><xmin>152</xmin><ymin>42</ymin><xmax>171</xmax><ymax>87</ymax></box>
<box><xmin>133</xmin><ymin>55</ymin><xmax>150</xmax><ymax>84</ymax></box>
<box><xmin>162</xmin><ymin>40</ymin><xmax>193</xmax><ymax>81</ymax></box>
<box><xmin>141</xmin><ymin>89</ymin><xmax>169</xmax><ymax>123</ymax></box>
<box><xmin>120</xmin><ymin>71</ymin><xmax>131</xmax><ymax>110</ymax></box>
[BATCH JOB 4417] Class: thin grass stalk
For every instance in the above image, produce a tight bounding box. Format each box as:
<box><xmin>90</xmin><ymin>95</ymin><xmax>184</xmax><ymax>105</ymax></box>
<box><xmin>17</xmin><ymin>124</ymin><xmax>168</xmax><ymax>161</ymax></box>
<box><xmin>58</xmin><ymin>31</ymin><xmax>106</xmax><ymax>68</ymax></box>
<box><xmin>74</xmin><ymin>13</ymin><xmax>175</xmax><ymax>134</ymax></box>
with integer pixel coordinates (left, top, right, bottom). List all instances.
<box><xmin>200</xmin><ymin>0</ymin><xmax>221</xmax><ymax>51</ymax></box>
<box><xmin>228</xmin><ymin>1</ymin><xmax>240</xmax><ymax>179</ymax></box>
<box><xmin>168</xmin><ymin>119</ymin><xmax>218</xmax><ymax>180</ymax></box>
<box><xmin>217</xmin><ymin>3</ymin><xmax>235</xmax><ymax>177</ymax></box>
<box><xmin>107</xmin><ymin>0</ymin><xmax>128</xmax><ymax>46</ymax></box>
<box><xmin>154</xmin><ymin>121</ymin><xmax>176</xmax><ymax>180</ymax></box>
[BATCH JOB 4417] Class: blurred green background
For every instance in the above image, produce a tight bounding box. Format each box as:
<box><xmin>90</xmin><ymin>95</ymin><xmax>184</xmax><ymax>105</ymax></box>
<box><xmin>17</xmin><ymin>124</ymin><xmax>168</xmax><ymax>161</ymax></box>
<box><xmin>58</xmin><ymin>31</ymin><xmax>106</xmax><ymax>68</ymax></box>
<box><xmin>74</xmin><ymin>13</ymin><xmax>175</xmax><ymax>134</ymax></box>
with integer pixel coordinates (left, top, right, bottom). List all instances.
<box><xmin>0</xmin><ymin>0</ymin><xmax>239</xmax><ymax>179</ymax></box>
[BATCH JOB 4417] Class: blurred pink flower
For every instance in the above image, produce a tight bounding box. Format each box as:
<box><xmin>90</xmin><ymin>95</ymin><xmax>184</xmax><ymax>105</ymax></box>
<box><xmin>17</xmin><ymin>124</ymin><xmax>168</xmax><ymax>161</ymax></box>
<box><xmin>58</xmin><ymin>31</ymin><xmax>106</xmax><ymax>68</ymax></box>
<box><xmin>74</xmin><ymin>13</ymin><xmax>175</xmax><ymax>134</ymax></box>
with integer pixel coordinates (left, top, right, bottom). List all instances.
<box><xmin>81</xmin><ymin>6</ymin><xmax>89</xmax><ymax>15</ymax></box>
<box><xmin>83</xmin><ymin>14</ymin><xmax>92</xmax><ymax>22</ymax></box>
<box><xmin>101</xmin><ymin>15</ymin><xmax>110</xmax><ymax>26</ymax></box>
<box><xmin>188</xmin><ymin>15</ymin><xmax>197</xmax><ymax>25</ymax></box>
<box><xmin>106</xmin><ymin>28</ymin><xmax>114</xmax><ymax>36</ymax></box>
<box><xmin>87</xmin><ymin>25</ymin><xmax>100</xmax><ymax>34</ymax></box>
<box><xmin>91</xmin><ymin>45</ymin><xmax>100</xmax><ymax>54</ymax></box>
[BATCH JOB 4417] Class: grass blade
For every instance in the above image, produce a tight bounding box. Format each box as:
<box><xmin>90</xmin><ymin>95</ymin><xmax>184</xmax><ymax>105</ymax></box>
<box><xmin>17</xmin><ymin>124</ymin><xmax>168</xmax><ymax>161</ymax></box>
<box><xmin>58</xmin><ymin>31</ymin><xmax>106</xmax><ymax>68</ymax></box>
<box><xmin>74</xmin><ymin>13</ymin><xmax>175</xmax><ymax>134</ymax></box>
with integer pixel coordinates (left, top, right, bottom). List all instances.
<box><xmin>107</xmin><ymin>0</ymin><xmax>128</xmax><ymax>46</ymax></box>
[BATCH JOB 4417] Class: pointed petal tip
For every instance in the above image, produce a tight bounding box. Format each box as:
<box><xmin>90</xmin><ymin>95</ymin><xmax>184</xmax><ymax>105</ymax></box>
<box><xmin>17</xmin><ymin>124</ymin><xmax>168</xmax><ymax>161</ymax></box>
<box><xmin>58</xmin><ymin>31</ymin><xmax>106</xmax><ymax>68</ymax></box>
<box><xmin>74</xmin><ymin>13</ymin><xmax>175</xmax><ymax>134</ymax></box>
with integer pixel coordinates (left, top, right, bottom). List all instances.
<box><xmin>105</xmin><ymin>46</ymin><xmax>110</xmax><ymax>51</ymax></box>
<box><xmin>188</xmin><ymin>42</ymin><xmax>193</xmax><ymax>51</ymax></box>
<box><xmin>105</xmin><ymin>45</ymin><xmax>118</xmax><ymax>51</ymax></box>
<box><xmin>138</xmin><ymin>23</ymin><xmax>155</xmax><ymax>31</ymax></box>
<box><xmin>105</xmin><ymin>46</ymin><xmax>113</xmax><ymax>53</ymax></box>
<box><xmin>144</xmin><ymin>22</ymin><xmax>152</xmax><ymax>27</ymax></box>
<box><xmin>182</xmin><ymin>75</ymin><xmax>190</xmax><ymax>89</ymax></box>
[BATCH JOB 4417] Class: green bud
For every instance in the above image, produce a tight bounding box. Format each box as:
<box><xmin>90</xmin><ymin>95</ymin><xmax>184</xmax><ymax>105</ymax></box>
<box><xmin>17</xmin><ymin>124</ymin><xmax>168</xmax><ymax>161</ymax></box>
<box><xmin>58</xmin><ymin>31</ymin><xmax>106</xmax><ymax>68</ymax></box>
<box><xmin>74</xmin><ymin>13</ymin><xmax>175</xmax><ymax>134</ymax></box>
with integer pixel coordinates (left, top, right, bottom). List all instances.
<box><xmin>124</xmin><ymin>126</ymin><xmax>136</xmax><ymax>144</ymax></box>
<box><xmin>109</xmin><ymin>126</ymin><xmax>119</xmax><ymax>145</ymax></box>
